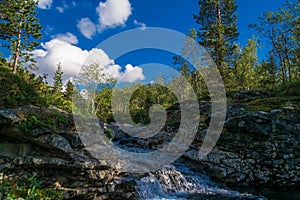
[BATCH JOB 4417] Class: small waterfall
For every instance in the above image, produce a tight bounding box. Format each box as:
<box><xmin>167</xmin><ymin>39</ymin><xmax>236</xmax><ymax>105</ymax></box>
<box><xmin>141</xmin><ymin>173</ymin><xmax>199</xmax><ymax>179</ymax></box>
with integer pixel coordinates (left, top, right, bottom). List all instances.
<box><xmin>136</xmin><ymin>165</ymin><xmax>266</xmax><ymax>200</ymax></box>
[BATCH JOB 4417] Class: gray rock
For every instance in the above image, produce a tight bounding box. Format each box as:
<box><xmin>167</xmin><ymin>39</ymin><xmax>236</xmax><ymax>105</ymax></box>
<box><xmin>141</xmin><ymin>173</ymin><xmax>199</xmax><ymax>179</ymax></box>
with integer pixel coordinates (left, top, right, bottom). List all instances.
<box><xmin>225</xmin><ymin>111</ymin><xmax>273</xmax><ymax>135</ymax></box>
<box><xmin>0</xmin><ymin>106</ymin><xmax>137</xmax><ymax>200</ymax></box>
<box><xmin>0</xmin><ymin>110</ymin><xmax>19</xmax><ymax>123</ymax></box>
<box><xmin>181</xmin><ymin>101</ymin><xmax>300</xmax><ymax>187</ymax></box>
<box><xmin>271</xmin><ymin>109</ymin><xmax>282</xmax><ymax>114</ymax></box>
<box><xmin>106</xmin><ymin>122</ymin><xmax>129</xmax><ymax>140</ymax></box>
<box><xmin>35</xmin><ymin>134</ymin><xmax>72</xmax><ymax>152</ymax></box>
<box><xmin>231</xmin><ymin>90</ymin><xmax>268</xmax><ymax>102</ymax></box>
<box><xmin>0</xmin><ymin>143</ymin><xmax>31</xmax><ymax>158</ymax></box>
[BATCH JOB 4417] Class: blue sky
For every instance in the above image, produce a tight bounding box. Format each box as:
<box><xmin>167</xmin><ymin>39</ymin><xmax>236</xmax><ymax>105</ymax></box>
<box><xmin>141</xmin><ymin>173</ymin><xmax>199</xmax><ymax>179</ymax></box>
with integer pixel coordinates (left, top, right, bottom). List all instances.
<box><xmin>1</xmin><ymin>0</ymin><xmax>288</xmax><ymax>83</ymax></box>
<box><xmin>36</xmin><ymin>0</ymin><xmax>286</xmax><ymax>46</ymax></box>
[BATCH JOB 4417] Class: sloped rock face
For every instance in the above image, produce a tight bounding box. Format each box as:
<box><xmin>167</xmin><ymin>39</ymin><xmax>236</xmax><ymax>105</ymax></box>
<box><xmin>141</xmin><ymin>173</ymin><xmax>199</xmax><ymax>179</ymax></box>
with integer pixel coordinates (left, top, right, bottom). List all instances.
<box><xmin>0</xmin><ymin>106</ymin><xmax>137</xmax><ymax>200</ymax></box>
<box><xmin>182</xmin><ymin>102</ymin><xmax>300</xmax><ymax>187</ymax></box>
<box><xmin>104</xmin><ymin>100</ymin><xmax>300</xmax><ymax>188</ymax></box>
<box><xmin>1</xmin><ymin>99</ymin><xmax>299</xmax><ymax>198</ymax></box>
<box><xmin>230</xmin><ymin>90</ymin><xmax>269</xmax><ymax>102</ymax></box>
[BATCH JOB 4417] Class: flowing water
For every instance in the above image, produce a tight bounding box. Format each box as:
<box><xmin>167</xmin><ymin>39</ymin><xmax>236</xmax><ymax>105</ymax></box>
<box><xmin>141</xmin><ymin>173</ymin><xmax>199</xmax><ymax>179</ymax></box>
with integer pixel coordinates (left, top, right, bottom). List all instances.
<box><xmin>114</xmin><ymin>135</ymin><xmax>299</xmax><ymax>200</ymax></box>
<box><xmin>135</xmin><ymin>164</ymin><xmax>265</xmax><ymax>200</ymax></box>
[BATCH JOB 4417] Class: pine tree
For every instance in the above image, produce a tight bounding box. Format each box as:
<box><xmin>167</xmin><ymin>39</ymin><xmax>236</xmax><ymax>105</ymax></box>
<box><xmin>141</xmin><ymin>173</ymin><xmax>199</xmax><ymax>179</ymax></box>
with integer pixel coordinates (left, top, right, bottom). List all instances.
<box><xmin>233</xmin><ymin>39</ymin><xmax>259</xmax><ymax>90</ymax></box>
<box><xmin>193</xmin><ymin>0</ymin><xmax>239</xmax><ymax>76</ymax></box>
<box><xmin>64</xmin><ymin>79</ymin><xmax>74</xmax><ymax>100</ymax></box>
<box><xmin>258</xmin><ymin>50</ymin><xmax>278</xmax><ymax>87</ymax></box>
<box><xmin>53</xmin><ymin>63</ymin><xmax>63</xmax><ymax>93</ymax></box>
<box><xmin>0</xmin><ymin>0</ymin><xmax>42</xmax><ymax>74</ymax></box>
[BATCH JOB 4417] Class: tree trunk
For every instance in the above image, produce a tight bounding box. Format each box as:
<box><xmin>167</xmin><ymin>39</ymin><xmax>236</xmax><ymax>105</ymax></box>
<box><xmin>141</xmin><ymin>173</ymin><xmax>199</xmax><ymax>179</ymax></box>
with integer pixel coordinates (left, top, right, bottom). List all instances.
<box><xmin>217</xmin><ymin>0</ymin><xmax>221</xmax><ymax>26</ymax></box>
<box><xmin>281</xmin><ymin>32</ymin><xmax>292</xmax><ymax>82</ymax></box>
<box><xmin>12</xmin><ymin>17</ymin><xmax>23</xmax><ymax>74</ymax></box>
<box><xmin>216</xmin><ymin>0</ymin><xmax>224</xmax><ymax>71</ymax></box>
<box><xmin>270</xmin><ymin>28</ymin><xmax>286</xmax><ymax>83</ymax></box>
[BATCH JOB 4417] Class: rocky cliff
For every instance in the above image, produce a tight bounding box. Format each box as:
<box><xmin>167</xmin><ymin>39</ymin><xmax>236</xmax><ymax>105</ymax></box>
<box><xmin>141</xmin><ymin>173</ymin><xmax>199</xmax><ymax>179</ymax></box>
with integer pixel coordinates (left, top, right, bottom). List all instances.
<box><xmin>0</xmin><ymin>105</ymin><xmax>137</xmax><ymax>199</ymax></box>
<box><xmin>107</xmin><ymin>93</ymin><xmax>300</xmax><ymax>188</ymax></box>
<box><xmin>181</xmin><ymin>100</ymin><xmax>300</xmax><ymax>187</ymax></box>
<box><xmin>0</xmin><ymin>92</ymin><xmax>299</xmax><ymax>199</ymax></box>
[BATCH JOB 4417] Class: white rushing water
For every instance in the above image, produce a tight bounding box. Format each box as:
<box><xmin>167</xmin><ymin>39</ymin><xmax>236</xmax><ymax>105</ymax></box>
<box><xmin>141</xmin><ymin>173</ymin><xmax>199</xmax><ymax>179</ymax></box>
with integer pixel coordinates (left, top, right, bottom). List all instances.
<box><xmin>135</xmin><ymin>165</ymin><xmax>266</xmax><ymax>200</ymax></box>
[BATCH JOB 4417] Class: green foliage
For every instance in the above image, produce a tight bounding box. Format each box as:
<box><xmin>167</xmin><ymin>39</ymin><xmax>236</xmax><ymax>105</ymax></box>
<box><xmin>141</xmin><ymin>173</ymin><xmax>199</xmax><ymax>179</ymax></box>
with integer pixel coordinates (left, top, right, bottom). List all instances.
<box><xmin>48</xmin><ymin>94</ymin><xmax>73</xmax><ymax>113</ymax></box>
<box><xmin>73</xmin><ymin>63</ymin><xmax>117</xmax><ymax>117</ymax></box>
<box><xmin>16</xmin><ymin>109</ymin><xmax>70</xmax><ymax>134</ymax></box>
<box><xmin>104</xmin><ymin>127</ymin><xmax>114</xmax><ymax>140</ymax></box>
<box><xmin>245</xmin><ymin>97</ymin><xmax>299</xmax><ymax>112</ymax></box>
<box><xmin>188</xmin><ymin>0</ymin><xmax>299</xmax><ymax>94</ymax></box>
<box><xmin>243</xmin><ymin>80</ymin><xmax>300</xmax><ymax>111</ymax></box>
<box><xmin>257</xmin><ymin>51</ymin><xmax>278</xmax><ymax>87</ymax></box>
<box><xmin>0</xmin><ymin>54</ymin><xmax>7</xmax><ymax>66</ymax></box>
<box><xmin>0</xmin><ymin>174</ymin><xmax>64</xmax><ymax>200</ymax></box>
<box><xmin>194</xmin><ymin>0</ymin><xmax>239</xmax><ymax>73</ymax></box>
<box><xmin>128</xmin><ymin>84</ymin><xmax>177</xmax><ymax>125</ymax></box>
<box><xmin>17</xmin><ymin>115</ymin><xmax>39</xmax><ymax>134</ymax></box>
<box><xmin>249</xmin><ymin>0</ymin><xmax>300</xmax><ymax>83</ymax></box>
<box><xmin>0</xmin><ymin>65</ymin><xmax>46</xmax><ymax>109</ymax></box>
<box><xmin>0</xmin><ymin>0</ymin><xmax>42</xmax><ymax>73</ymax></box>
<box><xmin>0</xmin><ymin>64</ymin><xmax>73</xmax><ymax>112</ymax></box>
<box><xmin>52</xmin><ymin>63</ymin><xmax>63</xmax><ymax>93</ymax></box>
<box><xmin>64</xmin><ymin>80</ymin><xmax>74</xmax><ymax>100</ymax></box>
<box><xmin>43</xmin><ymin>63</ymin><xmax>74</xmax><ymax>112</ymax></box>
<box><xmin>232</xmin><ymin>38</ymin><xmax>260</xmax><ymax>90</ymax></box>
<box><xmin>174</xmin><ymin>29</ymin><xmax>210</xmax><ymax>100</ymax></box>
<box><xmin>87</xmin><ymin>81</ymin><xmax>179</xmax><ymax>125</ymax></box>
<box><xmin>270</xmin><ymin>80</ymin><xmax>300</xmax><ymax>97</ymax></box>
<box><xmin>95</xmin><ymin>88</ymin><xmax>114</xmax><ymax>123</ymax></box>
<box><xmin>0</xmin><ymin>0</ymin><xmax>299</xmax><ymax>130</ymax></box>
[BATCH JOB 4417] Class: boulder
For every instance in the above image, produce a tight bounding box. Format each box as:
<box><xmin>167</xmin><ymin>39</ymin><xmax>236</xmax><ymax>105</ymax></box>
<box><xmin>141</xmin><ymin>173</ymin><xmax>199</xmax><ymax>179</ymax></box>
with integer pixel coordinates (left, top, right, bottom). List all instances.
<box><xmin>0</xmin><ymin>106</ymin><xmax>137</xmax><ymax>200</ymax></box>
<box><xmin>108</xmin><ymin>100</ymin><xmax>300</xmax><ymax>187</ymax></box>
<box><xmin>183</xmin><ymin>102</ymin><xmax>300</xmax><ymax>187</ymax></box>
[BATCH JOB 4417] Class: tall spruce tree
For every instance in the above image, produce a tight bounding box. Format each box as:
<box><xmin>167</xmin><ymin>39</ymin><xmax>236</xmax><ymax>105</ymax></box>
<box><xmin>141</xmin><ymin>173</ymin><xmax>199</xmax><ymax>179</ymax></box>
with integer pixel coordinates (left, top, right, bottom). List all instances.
<box><xmin>53</xmin><ymin>63</ymin><xmax>63</xmax><ymax>93</ymax></box>
<box><xmin>64</xmin><ymin>80</ymin><xmax>74</xmax><ymax>100</ymax></box>
<box><xmin>193</xmin><ymin>0</ymin><xmax>239</xmax><ymax>76</ymax></box>
<box><xmin>0</xmin><ymin>0</ymin><xmax>42</xmax><ymax>74</ymax></box>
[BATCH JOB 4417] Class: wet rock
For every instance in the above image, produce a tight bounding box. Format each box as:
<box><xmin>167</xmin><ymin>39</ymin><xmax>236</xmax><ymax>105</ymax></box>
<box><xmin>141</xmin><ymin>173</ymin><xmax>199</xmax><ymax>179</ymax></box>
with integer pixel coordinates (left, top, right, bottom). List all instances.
<box><xmin>106</xmin><ymin>122</ymin><xmax>129</xmax><ymax>140</ymax></box>
<box><xmin>112</xmin><ymin>100</ymin><xmax>300</xmax><ymax>188</ymax></box>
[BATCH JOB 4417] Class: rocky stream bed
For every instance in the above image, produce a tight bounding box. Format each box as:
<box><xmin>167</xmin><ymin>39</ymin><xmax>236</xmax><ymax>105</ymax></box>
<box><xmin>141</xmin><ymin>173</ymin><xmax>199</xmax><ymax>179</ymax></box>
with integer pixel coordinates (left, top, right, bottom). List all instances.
<box><xmin>0</xmin><ymin>91</ymin><xmax>299</xmax><ymax>199</ymax></box>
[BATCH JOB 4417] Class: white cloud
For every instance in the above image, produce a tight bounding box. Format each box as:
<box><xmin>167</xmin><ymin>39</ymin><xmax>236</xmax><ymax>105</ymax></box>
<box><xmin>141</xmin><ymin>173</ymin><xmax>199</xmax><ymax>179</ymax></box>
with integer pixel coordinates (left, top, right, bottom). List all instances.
<box><xmin>77</xmin><ymin>18</ymin><xmax>97</xmax><ymax>39</ymax></box>
<box><xmin>56</xmin><ymin>6</ymin><xmax>65</xmax><ymax>13</ymax></box>
<box><xmin>37</xmin><ymin>0</ymin><xmax>53</xmax><ymax>9</ymax></box>
<box><xmin>32</xmin><ymin>33</ymin><xmax>145</xmax><ymax>84</ymax></box>
<box><xmin>56</xmin><ymin>0</ymin><xmax>77</xmax><ymax>13</ymax></box>
<box><xmin>120</xmin><ymin>64</ymin><xmax>145</xmax><ymax>83</ymax></box>
<box><xmin>54</xmin><ymin>32</ymin><xmax>78</xmax><ymax>44</ymax></box>
<box><xmin>32</xmin><ymin>34</ymin><xmax>88</xmax><ymax>83</ymax></box>
<box><xmin>134</xmin><ymin>20</ymin><xmax>147</xmax><ymax>30</ymax></box>
<box><xmin>56</xmin><ymin>1</ymin><xmax>69</xmax><ymax>13</ymax></box>
<box><xmin>43</xmin><ymin>25</ymin><xmax>54</xmax><ymax>36</ymax></box>
<box><xmin>96</xmin><ymin>0</ymin><xmax>132</xmax><ymax>31</ymax></box>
